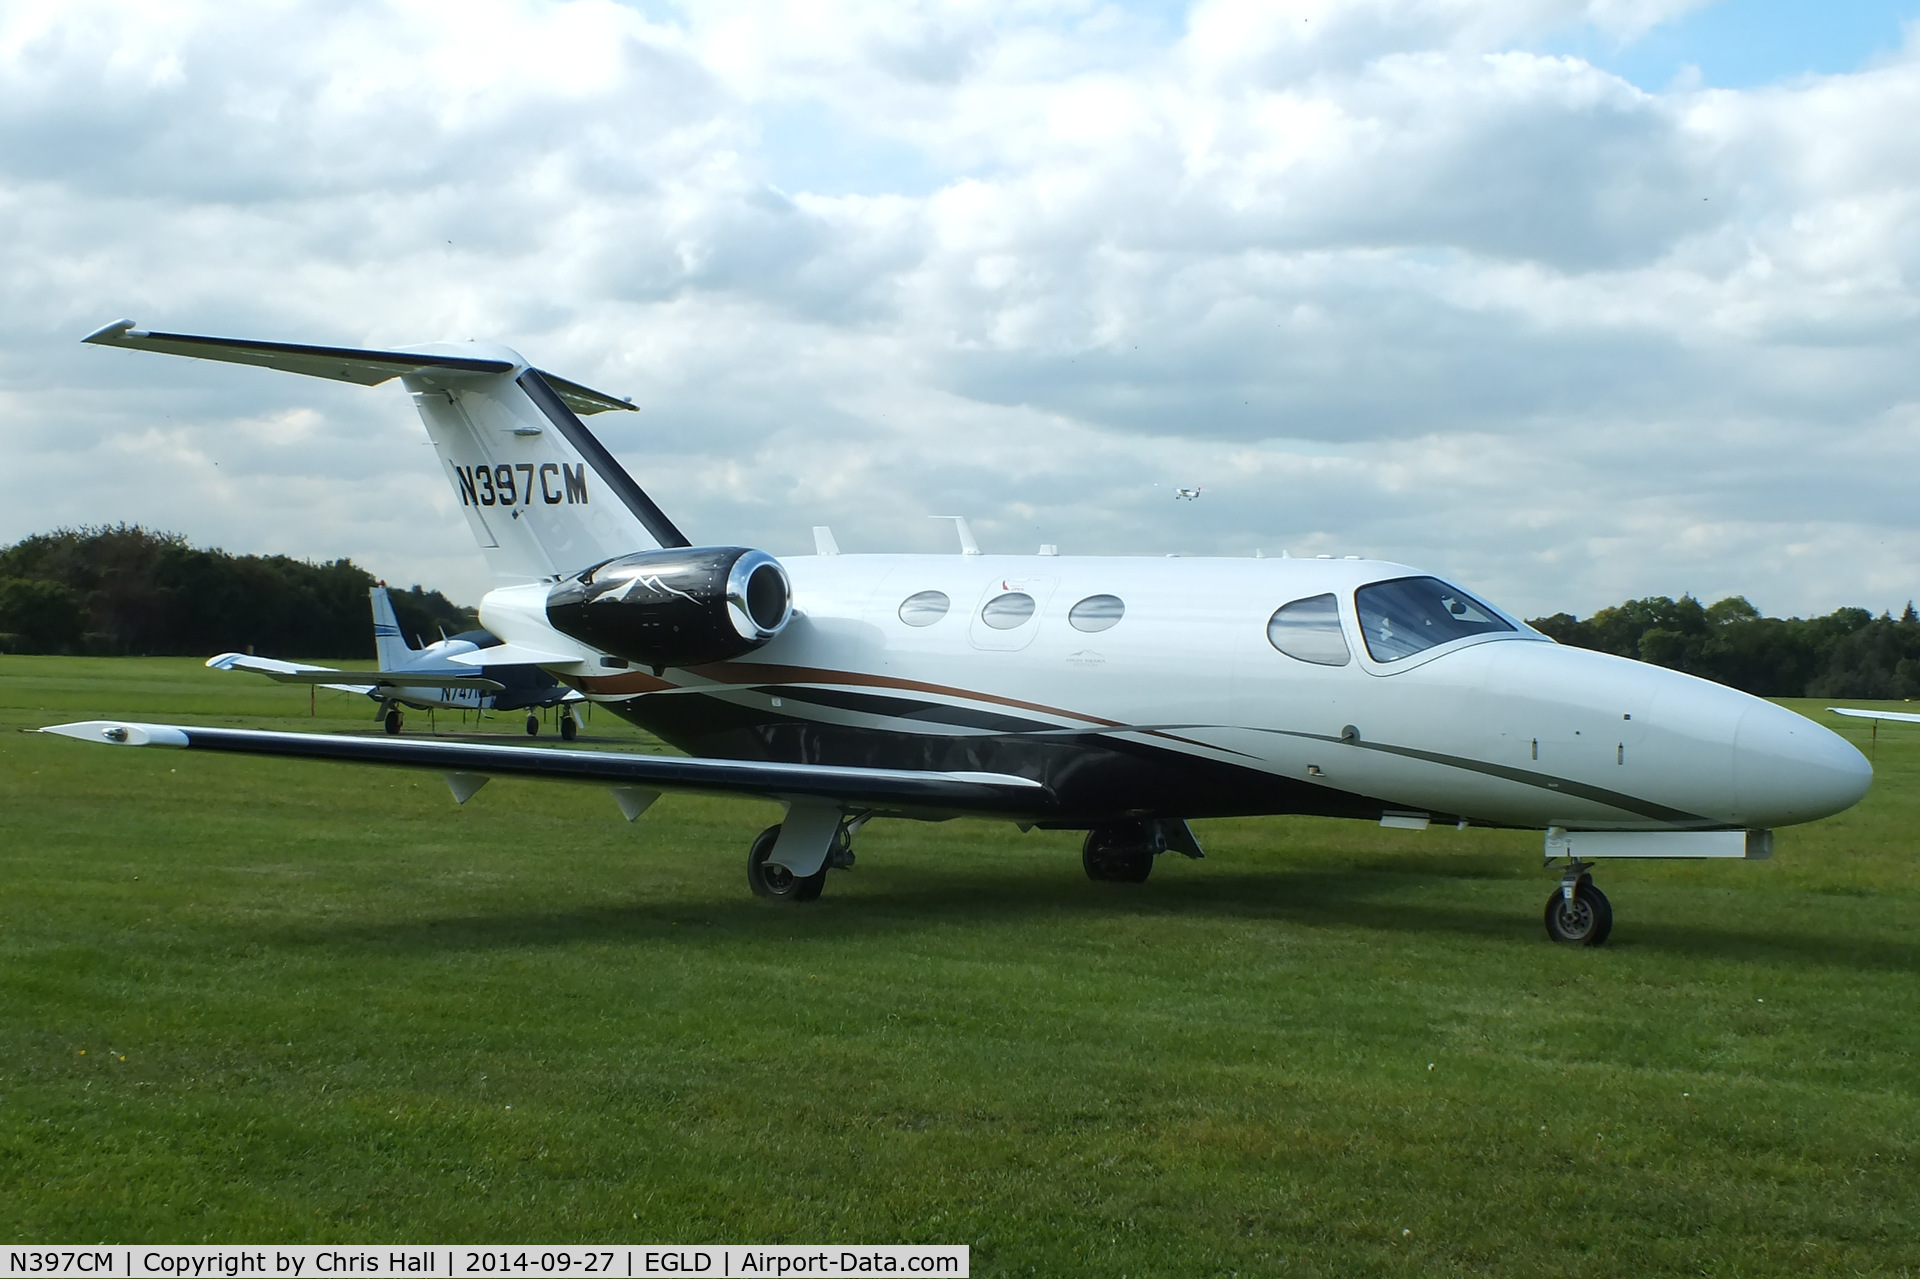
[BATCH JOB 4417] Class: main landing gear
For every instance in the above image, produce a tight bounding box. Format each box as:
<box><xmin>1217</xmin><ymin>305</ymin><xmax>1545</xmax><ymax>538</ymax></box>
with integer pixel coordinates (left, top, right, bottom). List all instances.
<box><xmin>559</xmin><ymin>711</ymin><xmax>578</xmax><ymax>741</ymax></box>
<box><xmin>383</xmin><ymin>707</ymin><xmax>404</xmax><ymax>735</ymax></box>
<box><xmin>1083</xmin><ymin>825</ymin><xmax>1155</xmax><ymax>882</ymax></box>
<box><xmin>526</xmin><ymin>711</ymin><xmax>541</xmax><ymax>736</ymax></box>
<box><xmin>1082</xmin><ymin>819</ymin><xmax>1206</xmax><ymax>884</ymax></box>
<box><xmin>1544</xmin><ymin>860</ymin><xmax>1613</xmax><ymax>946</ymax></box>
<box><xmin>746</xmin><ymin>817</ymin><xmax>860</xmax><ymax>902</ymax></box>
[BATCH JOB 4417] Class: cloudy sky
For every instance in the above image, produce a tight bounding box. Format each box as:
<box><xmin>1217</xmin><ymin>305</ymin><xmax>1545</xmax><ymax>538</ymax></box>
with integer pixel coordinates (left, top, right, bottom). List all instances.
<box><xmin>3</xmin><ymin>0</ymin><xmax>1917</xmax><ymax>619</ymax></box>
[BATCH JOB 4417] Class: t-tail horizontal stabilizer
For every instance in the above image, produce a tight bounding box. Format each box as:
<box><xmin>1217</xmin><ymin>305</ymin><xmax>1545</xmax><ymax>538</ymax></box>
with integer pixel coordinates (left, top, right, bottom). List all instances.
<box><xmin>84</xmin><ymin>320</ymin><xmax>685</xmax><ymax>581</ymax></box>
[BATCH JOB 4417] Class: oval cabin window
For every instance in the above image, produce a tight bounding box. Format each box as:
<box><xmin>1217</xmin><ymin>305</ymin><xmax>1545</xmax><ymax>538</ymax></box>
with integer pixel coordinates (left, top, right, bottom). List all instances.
<box><xmin>1267</xmin><ymin>593</ymin><xmax>1351</xmax><ymax>666</ymax></box>
<box><xmin>1068</xmin><ymin>594</ymin><xmax>1125</xmax><ymax>633</ymax></box>
<box><xmin>898</xmin><ymin>590</ymin><xmax>951</xmax><ymax>627</ymax></box>
<box><xmin>981</xmin><ymin>592</ymin><xmax>1037</xmax><ymax>630</ymax></box>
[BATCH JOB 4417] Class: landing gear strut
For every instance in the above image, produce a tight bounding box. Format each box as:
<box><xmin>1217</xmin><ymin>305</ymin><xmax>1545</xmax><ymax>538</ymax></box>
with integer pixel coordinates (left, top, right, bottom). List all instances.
<box><xmin>746</xmin><ymin>818</ymin><xmax>858</xmax><ymax>902</ymax></box>
<box><xmin>1544</xmin><ymin>860</ymin><xmax>1612</xmax><ymax>946</ymax></box>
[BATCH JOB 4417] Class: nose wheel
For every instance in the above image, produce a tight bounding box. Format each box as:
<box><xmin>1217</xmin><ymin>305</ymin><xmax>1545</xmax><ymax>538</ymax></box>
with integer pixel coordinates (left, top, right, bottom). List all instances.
<box><xmin>1544</xmin><ymin>868</ymin><xmax>1612</xmax><ymax>946</ymax></box>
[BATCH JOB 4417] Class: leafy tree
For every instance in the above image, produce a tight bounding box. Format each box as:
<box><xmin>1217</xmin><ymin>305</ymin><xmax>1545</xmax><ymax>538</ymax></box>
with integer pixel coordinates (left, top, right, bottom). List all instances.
<box><xmin>0</xmin><ymin>527</ymin><xmax>474</xmax><ymax>658</ymax></box>
<box><xmin>1530</xmin><ymin>595</ymin><xmax>1920</xmax><ymax>698</ymax></box>
<box><xmin>0</xmin><ymin>577</ymin><xmax>85</xmax><ymax>652</ymax></box>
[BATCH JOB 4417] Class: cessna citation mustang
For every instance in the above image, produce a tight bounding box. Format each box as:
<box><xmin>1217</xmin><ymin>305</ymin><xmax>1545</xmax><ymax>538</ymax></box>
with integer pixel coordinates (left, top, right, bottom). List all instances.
<box><xmin>45</xmin><ymin>321</ymin><xmax>1873</xmax><ymax>945</ymax></box>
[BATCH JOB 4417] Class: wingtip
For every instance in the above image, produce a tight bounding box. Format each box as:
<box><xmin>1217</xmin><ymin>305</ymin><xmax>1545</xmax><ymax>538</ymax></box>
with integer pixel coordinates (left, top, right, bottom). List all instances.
<box><xmin>82</xmin><ymin>319</ymin><xmax>138</xmax><ymax>345</ymax></box>
<box><xmin>39</xmin><ymin>720</ymin><xmax>190</xmax><ymax>746</ymax></box>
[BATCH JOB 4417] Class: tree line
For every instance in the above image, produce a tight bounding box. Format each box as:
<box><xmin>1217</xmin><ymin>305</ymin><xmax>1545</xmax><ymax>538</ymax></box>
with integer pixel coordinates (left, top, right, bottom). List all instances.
<box><xmin>4</xmin><ymin>527</ymin><xmax>1918</xmax><ymax>695</ymax></box>
<box><xmin>1528</xmin><ymin>595</ymin><xmax>1920</xmax><ymax>699</ymax></box>
<box><xmin>0</xmin><ymin>527</ymin><xmax>477</xmax><ymax>659</ymax></box>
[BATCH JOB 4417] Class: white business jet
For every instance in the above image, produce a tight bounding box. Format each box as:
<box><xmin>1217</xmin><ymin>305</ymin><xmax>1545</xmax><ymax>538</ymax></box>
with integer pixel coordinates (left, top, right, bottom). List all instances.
<box><xmin>209</xmin><ymin>584</ymin><xmax>583</xmax><ymax>737</ymax></box>
<box><xmin>43</xmin><ymin>321</ymin><xmax>1873</xmax><ymax>945</ymax></box>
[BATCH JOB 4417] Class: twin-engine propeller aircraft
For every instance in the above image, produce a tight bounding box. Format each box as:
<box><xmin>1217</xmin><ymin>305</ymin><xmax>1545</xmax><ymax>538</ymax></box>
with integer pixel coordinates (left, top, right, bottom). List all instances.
<box><xmin>44</xmin><ymin>320</ymin><xmax>1873</xmax><ymax>944</ymax></box>
<box><xmin>211</xmin><ymin>583</ymin><xmax>581</xmax><ymax>736</ymax></box>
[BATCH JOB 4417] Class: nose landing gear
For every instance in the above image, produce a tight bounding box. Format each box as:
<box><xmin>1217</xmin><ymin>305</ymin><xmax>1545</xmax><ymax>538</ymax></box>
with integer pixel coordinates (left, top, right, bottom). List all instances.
<box><xmin>1544</xmin><ymin>860</ymin><xmax>1613</xmax><ymax>946</ymax></box>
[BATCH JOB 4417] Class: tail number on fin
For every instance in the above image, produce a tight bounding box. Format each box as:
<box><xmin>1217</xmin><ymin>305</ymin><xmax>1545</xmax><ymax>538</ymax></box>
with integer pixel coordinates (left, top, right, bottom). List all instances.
<box><xmin>455</xmin><ymin>463</ymin><xmax>587</xmax><ymax>507</ymax></box>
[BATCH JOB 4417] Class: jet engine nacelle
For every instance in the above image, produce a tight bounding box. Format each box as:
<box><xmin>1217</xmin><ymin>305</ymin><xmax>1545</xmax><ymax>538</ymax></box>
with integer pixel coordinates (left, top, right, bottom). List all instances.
<box><xmin>546</xmin><ymin>546</ymin><xmax>792</xmax><ymax>669</ymax></box>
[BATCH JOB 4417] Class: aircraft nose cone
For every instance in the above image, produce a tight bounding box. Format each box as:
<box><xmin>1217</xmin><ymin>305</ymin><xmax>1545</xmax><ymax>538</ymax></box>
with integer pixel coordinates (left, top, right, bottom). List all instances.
<box><xmin>1732</xmin><ymin>701</ymin><xmax>1871</xmax><ymax>826</ymax></box>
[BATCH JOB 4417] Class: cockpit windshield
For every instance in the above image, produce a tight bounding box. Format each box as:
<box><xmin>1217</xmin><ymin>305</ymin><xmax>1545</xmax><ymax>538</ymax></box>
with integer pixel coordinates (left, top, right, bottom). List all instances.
<box><xmin>1354</xmin><ymin>576</ymin><xmax>1514</xmax><ymax>662</ymax></box>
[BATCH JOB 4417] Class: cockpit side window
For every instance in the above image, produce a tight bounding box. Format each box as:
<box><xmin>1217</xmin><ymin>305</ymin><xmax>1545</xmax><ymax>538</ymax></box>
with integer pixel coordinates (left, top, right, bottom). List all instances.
<box><xmin>1355</xmin><ymin>576</ymin><xmax>1513</xmax><ymax>662</ymax></box>
<box><xmin>1267</xmin><ymin>593</ymin><xmax>1351</xmax><ymax>666</ymax></box>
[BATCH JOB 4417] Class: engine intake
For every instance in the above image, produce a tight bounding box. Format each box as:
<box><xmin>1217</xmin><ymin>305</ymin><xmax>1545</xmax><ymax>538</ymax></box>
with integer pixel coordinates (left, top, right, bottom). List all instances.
<box><xmin>546</xmin><ymin>546</ymin><xmax>792</xmax><ymax>669</ymax></box>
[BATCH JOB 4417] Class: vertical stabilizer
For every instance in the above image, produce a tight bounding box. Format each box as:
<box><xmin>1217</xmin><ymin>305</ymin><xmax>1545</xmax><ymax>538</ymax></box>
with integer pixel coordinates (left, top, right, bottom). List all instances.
<box><xmin>79</xmin><ymin>323</ymin><xmax>688</xmax><ymax>584</ymax></box>
<box><xmin>369</xmin><ymin>586</ymin><xmax>414</xmax><ymax>671</ymax></box>
<box><xmin>403</xmin><ymin>366</ymin><xmax>690</xmax><ymax>582</ymax></box>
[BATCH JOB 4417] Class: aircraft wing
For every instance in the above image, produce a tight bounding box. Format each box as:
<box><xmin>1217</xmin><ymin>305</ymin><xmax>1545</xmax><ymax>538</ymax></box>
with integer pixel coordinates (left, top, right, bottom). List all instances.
<box><xmin>208</xmin><ymin>652</ymin><xmax>376</xmax><ymax>695</ymax></box>
<box><xmin>246</xmin><ymin>670</ymin><xmax>505</xmax><ymax>692</ymax></box>
<box><xmin>208</xmin><ymin>653</ymin><xmax>502</xmax><ymax>693</ymax></box>
<box><xmin>1829</xmin><ymin>707</ymin><xmax>1920</xmax><ymax>725</ymax></box>
<box><xmin>38</xmin><ymin>721</ymin><xmax>1051</xmax><ymax>818</ymax></box>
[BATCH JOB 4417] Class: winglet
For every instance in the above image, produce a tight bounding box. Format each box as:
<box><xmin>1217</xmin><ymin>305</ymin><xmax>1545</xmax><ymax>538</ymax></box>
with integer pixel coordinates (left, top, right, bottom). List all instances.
<box><xmin>83</xmin><ymin>319</ymin><xmax>139</xmax><ymax>344</ymax></box>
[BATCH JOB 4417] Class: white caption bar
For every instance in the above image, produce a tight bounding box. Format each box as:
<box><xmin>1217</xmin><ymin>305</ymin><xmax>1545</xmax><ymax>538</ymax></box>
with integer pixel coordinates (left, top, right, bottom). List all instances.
<box><xmin>0</xmin><ymin>1248</ymin><xmax>967</xmax><ymax>1279</ymax></box>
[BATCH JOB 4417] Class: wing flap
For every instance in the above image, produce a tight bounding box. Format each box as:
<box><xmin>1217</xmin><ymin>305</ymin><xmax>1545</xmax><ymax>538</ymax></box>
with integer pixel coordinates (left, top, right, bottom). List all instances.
<box><xmin>39</xmin><ymin>721</ymin><xmax>1051</xmax><ymax>816</ymax></box>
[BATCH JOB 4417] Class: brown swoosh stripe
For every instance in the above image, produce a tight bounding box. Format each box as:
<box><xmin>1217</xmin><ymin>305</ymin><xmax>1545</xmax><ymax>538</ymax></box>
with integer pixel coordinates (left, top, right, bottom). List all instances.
<box><xmin>682</xmin><ymin>660</ymin><xmax>1127</xmax><ymax>728</ymax></box>
<box><xmin>571</xmin><ymin>660</ymin><xmax>1264</xmax><ymax>759</ymax></box>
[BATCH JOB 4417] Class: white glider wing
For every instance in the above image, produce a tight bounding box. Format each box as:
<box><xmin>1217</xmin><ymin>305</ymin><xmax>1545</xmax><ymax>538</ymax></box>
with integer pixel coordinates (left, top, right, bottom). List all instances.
<box><xmin>1829</xmin><ymin>707</ymin><xmax>1920</xmax><ymax>724</ymax></box>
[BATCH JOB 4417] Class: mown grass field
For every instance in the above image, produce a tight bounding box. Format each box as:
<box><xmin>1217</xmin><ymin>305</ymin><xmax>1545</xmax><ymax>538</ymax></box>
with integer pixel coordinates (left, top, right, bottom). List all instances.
<box><xmin>2</xmin><ymin>656</ymin><xmax>1916</xmax><ymax>1274</ymax></box>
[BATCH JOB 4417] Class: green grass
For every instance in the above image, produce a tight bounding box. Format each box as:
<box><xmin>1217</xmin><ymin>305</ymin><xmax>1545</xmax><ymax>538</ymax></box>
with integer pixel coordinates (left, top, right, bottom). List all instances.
<box><xmin>2</xmin><ymin>657</ymin><xmax>1916</xmax><ymax>1274</ymax></box>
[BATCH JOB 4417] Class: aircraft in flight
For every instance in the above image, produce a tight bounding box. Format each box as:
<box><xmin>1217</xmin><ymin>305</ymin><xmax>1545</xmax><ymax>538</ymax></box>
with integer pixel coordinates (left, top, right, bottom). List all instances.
<box><xmin>210</xmin><ymin>583</ymin><xmax>582</xmax><ymax>736</ymax></box>
<box><xmin>43</xmin><ymin>320</ymin><xmax>1873</xmax><ymax>944</ymax></box>
<box><xmin>1174</xmin><ymin>486</ymin><xmax>1202</xmax><ymax>501</ymax></box>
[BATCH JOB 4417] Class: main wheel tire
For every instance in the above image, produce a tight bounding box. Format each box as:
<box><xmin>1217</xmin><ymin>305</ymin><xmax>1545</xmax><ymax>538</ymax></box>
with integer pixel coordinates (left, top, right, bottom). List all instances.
<box><xmin>559</xmin><ymin>714</ymin><xmax>578</xmax><ymax>741</ymax></box>
<box><xmin>383</xmin><ymin>709</ymin><xmax>403</xmax><ymax>735</ymax></box>
<box><xmin>1544</xmin><ymin>879</ymin><xmax>1613</xmax><ymax>946</ymax></box>
<box><xmin>1082</xmin><ymin>826</ymin><xmax>1154</xmax><ymax>883</ymax></box>
<box><xmin>747</xmin><ymin>824</ymin><xmax>827</xmax><ymax>902</ymax></box>
<box><xmin>526</xmin><ymin>713</ymin><xmax>540</xmax><ymax>736</ymax></box>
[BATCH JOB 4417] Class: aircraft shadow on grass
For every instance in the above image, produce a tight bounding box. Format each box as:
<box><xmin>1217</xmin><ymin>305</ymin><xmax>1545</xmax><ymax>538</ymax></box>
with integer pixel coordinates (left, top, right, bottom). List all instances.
<box><xmin>268</xmin><ymin>864</ymin><xmax>1918</xmax><ymax>977</ymax></box>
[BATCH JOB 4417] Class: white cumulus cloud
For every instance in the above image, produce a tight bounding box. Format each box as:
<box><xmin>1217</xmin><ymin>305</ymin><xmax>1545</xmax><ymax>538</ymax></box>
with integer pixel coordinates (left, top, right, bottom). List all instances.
<box><xmin>1</xmin><ymin>0</ymin><xmax>1916</xmax><ymax>619</ymax></box>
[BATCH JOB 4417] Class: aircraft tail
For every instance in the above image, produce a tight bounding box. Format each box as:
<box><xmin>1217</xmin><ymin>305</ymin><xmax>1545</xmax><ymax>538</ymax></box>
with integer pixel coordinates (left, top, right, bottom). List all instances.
<box><xmin>369</xmin><ymin>585</ymin><xmax>414</xmax><ymax>670</ymax></box>
<box><xmin>83</xmin><ymin>321</ymin><xmax>689</xmax><ymax>582</ymax></box>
